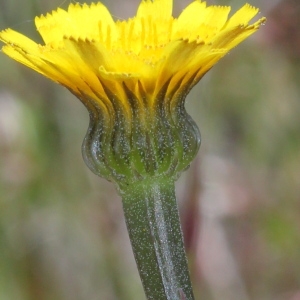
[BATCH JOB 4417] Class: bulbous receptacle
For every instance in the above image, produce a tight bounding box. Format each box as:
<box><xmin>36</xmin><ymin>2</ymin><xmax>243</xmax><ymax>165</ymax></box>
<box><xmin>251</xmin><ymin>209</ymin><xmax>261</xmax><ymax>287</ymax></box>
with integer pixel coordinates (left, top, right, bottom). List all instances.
<box><xmin>81</xmin><ymin>80</ymin><xmax>201</xmax><ymax>193</ymax></box>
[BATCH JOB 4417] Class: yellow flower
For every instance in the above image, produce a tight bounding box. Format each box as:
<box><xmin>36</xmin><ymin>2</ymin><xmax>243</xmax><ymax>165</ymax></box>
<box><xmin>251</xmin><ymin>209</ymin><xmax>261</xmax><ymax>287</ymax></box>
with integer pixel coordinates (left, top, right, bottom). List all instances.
<box><xmin>0</xmin><ymin>0</ymin><xmax>266</xmax><ymax>187</ymax></box>
<box><xmin>0</xmin><ymin>0</ymin><xmax>265</xmax><ymax>107</ymax></box>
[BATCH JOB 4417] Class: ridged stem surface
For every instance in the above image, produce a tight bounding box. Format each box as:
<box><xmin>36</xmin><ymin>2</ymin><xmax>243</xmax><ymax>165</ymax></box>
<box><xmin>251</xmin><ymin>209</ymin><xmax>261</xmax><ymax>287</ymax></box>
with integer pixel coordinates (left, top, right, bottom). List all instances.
<box><xmin>122</xmin><ymin>178</ymin><xmax>194</xmax><ymax>300</ymax></box>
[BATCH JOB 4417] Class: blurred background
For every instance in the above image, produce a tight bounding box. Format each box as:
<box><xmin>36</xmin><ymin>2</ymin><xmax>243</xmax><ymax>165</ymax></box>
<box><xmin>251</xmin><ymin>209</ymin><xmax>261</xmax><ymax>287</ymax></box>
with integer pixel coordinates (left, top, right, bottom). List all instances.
<box><xmin>0</xmin><ymin>0</ymin><xmax>299</xmax><ymax>299</ymax></box>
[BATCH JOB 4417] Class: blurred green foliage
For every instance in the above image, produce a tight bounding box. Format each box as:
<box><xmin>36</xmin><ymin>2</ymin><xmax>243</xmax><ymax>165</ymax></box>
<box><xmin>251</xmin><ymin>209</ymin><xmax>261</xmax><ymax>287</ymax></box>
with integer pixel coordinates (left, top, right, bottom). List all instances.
<box><xmin>0</xmin><ymin>0</ymin><xmax>300</xmax><ymax>299</ymax></box>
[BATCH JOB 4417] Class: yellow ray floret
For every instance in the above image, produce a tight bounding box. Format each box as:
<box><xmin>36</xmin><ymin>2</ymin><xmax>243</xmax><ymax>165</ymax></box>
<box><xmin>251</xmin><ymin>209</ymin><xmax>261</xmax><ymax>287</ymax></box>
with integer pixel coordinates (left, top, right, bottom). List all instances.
<box><xmin>0</xmin><ymin>0</ymin><xmax>266</xmax><ymax>104</ymax></box>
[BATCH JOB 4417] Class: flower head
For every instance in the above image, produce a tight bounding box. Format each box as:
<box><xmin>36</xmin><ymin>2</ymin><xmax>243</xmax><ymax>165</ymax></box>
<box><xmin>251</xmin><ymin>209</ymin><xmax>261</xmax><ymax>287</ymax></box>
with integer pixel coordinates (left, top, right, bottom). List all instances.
<box><xmin>0</xmin><ymin>0</ymin><xmax>266</xmax><ymax>189</ymax></box>
<box><xmin>1</xmin><ymin>0</ymin><xmax>265</xmax><ymax>104</ymax></box>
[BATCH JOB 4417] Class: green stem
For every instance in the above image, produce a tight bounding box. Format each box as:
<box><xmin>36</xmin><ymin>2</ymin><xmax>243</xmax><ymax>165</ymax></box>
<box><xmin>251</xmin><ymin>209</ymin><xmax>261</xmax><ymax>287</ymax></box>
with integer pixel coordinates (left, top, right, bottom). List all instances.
<box><xmin>121</xmin><ymin>178</ymin><xmax>195</xmax><ymax>300</ymax></box>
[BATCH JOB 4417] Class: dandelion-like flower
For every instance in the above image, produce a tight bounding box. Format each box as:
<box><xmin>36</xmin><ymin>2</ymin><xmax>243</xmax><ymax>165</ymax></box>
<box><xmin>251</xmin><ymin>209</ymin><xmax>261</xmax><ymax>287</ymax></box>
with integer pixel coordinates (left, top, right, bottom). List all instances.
<box><xmin>0</xmin><ymin>0</ymin><xmax>265</xmax><ymax>189</ymax></box>
<box><xmin>0</xmin><ymin>1</ymin><xmax>265</xmax><ymax>299</ymax></box>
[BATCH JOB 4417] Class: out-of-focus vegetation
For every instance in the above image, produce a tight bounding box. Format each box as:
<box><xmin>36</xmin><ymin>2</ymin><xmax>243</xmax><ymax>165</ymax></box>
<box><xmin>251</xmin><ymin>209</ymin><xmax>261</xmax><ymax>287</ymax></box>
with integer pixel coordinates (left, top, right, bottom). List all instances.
<box><xmin>0</xmin><ymin>0</ymin><xmax>299</xmax><ymax>299</ymax></box>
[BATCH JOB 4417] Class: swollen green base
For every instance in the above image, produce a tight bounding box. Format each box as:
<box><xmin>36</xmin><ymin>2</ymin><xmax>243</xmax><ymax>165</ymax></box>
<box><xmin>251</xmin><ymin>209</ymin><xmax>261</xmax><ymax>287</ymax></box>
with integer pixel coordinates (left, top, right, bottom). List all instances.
<box><xmin>121</xmin><ymin>178</ymin><xmax>195</xmax><ymax>300</ymax></box>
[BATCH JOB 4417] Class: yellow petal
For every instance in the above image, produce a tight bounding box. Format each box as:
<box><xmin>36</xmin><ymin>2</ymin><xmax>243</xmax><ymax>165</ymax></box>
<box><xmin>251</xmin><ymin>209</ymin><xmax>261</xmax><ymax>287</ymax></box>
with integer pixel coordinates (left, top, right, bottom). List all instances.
<box><xmin>63</xmin><ymin>37</ymin><xmax>112</xmax><ymax>74</ymax></box>
<box><xmin>1</xmin><ymin>45</ymin><xmax>42</xmax><ymax>74</ymax></box>
<box><xmin>137</xmin><ymin>0</ymin><xmax>172</xmax><ymax>20</ymax></box>
<box><xmin>199</xmin><ymin>6</ymin><xmax>231</xmax><ymax>30</ymax></box>
<box><xmin>224</xmin><ymin>4</ymin><xmax>259</xmax><ymax>29</ymax></box>
<box><xmin>0</xmin><ymin>28</ymin><xmax>39</xmax><ymax>52</ymax></box>
<box><xmin>175</xmin><ymin>3</ymin><xmax>231</xmax><ymax>43</ymax></box>
<box><xmin>0</xmin><ymin>29</ymin><xmax>51</xmax><ymax>78</ymax></box>
<box><xmin>175</xmin><ymin>0</ymin><xmax>207</xmax><ymax>33</ymax></box>
<box><xmin>35</xmin><ymin>2</ymin><xmax>117</xmax><ymax>43</ymax></box>
<box><xmin>35</xmin><ymin>8</ymin><xmax>71</xmax><ymax>43</ymax></box>
<box><xmin>68</xmin><ymin>3</ymin><xmax>117</xmax><ymax>40</ymax></box>
<box><xmin>212</xmin><ymin>17</ymin><xmax>266</xmax><ymax>49</ymax></box>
